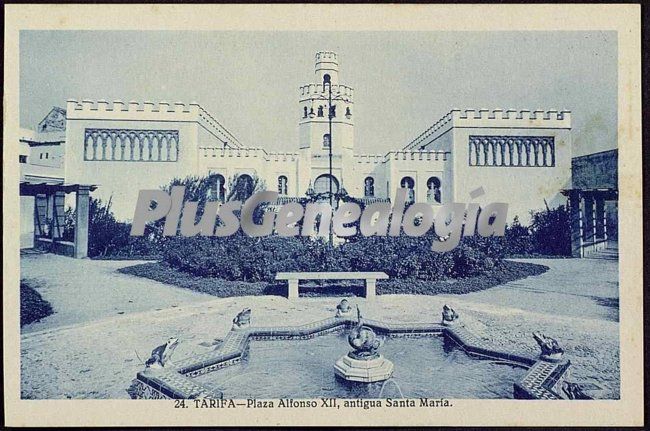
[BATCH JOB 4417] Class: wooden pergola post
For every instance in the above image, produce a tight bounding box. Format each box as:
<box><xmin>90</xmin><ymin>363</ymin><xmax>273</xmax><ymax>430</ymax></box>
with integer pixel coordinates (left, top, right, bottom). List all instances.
<box><xmin>74</xmin><ymin>185</ymin><xmax>91</xmax><ymax>258</ymax></box>
<box><xmin>53</xmin><ymin>190</ymin><xmax>66</xmax><ymax>239</ymax></box>
<box><xmin>566</xmin><ymin>190</ymin><xmax>583</xmax><ymax>258</ymax></box>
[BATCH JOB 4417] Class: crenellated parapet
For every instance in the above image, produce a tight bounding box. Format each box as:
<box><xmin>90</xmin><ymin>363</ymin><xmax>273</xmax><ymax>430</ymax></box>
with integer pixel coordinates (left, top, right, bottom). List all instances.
<box><xmin>66</xmin><ymin>99</ymin><xmax>243</xmax><ymax>148</ymax></box>
<box><xmin>353</xmin><ymin>150</ymin><xmax>451</xmax><ymax>164</ymax></box>
<box><xmin>299</xmin><ymin>84</ymin><xmax>354</xmax><ymax>101</ymax></box>
<box><xmin>386</xmin><ymin>150</ymin><xmax>451</xmax><ymax>163</ymax></box>
<box><xmin>456</xmin><ymin>108</ymin><xmax>570</xmax><ymax>122</ymax></box>
<box><xmin>315</xmin><ymin>51</ymin><xmax>338</xmax><ymax>63</ymax></box>
<box><xmin>353</xmin><ymin>154</ymin><xmax>384</xmax><ymax>164</ymax></box>
<box><xmin>266</xmin><ymin>151</ymin><xmax>300</xmax><ymax>162</ymax></box>
<box><xmin>67</xmin><ymin>99</ymin><xmax>199</xmax><ymax>116</ymax></box>
<box><xmin>199</xmin><ymin>146</ymin><xmax>266</xmax><ymax>160</ymax></box>
<box><xmin>199</xmin><ymin>146</ymin><xmax>298</xmax><ymax>163</ymax></box>
<box><xmin>404</xmin><ymin>108</ymin><xmax>571</xmax><ymax>151</ymax></box>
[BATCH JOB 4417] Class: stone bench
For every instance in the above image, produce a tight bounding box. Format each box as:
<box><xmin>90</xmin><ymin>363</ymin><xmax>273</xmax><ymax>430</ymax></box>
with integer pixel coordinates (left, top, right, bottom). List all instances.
<box><xmin>275</xmin><ymin>272</ymin><xmax>389</xmax><ymax>299</ymax></box>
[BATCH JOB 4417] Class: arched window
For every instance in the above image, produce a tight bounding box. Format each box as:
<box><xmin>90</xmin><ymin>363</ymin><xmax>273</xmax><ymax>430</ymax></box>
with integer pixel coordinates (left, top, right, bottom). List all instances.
<box><xmin>364</xmin><ymin>177</ymin><xmax>375</xmax><ymax>197</ymax></box>
<box><xmin>303</xmin><ymin>106</ymin><xmax>308</xmax><ymax>118</ymax></box>
<box><xmin>314</xmin><ymin>174</ymin><xmax>339</xmax><ymax>195</ymax></box>
<box><xmin>236</xmin><ymin>174</ymin><xmax>255</xmax><ymax>198</ymax></box>
<box><xmin>426</xmin><ymin>176</ymin><xmax>441</xmax><ymax>204</ymax></box>
<box><xmin>278</xmin><ymin>175</ymin><xmax>288</xmax><ymax>195</ymax></box>
<box><xmin>207</xmin><ymin>173</ymin><xmax>226</xmax><ymax>201</ymax></box>
<box><xmin>317</xmin><ymin>106</ymin><xmax>324</xmax><ymax>117</ymax></box>
<box><xmin>323</xmin><ymin>133</ymin><xmax>331</xmax><ymax>149</ymax></box>
<box><xmin>400</xmin><ymin>176</ymin><xmax>415</xmax><ymax>203</ymax></box>
<box><xmin>323</xmin><ymin>74</ymin><xmax>331</xmax><ymax>85</ymax></box>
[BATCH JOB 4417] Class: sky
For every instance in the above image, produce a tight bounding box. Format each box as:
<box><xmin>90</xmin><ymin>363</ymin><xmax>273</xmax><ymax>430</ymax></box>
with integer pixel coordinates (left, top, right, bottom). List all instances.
<box><xmin>20</xmin><ymin>31</ymin><xmax>617</xmax><ymax>157</ymax></box>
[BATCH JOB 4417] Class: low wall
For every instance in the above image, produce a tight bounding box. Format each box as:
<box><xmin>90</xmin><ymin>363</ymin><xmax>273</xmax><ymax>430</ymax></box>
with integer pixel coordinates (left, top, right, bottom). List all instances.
<box><xmin>34</xmin><ymin>238</ymin><xmax>75</xmax><ymax>257</ymax></box>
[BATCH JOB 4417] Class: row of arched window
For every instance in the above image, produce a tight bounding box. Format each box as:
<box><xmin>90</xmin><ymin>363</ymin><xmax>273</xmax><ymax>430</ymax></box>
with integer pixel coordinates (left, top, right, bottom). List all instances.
<box><xmin>399</xmin><ymin>176</ymin><xmax>441</xmax><ymax>203</ymax></box>
<box><xmin>205</xmin><ymin>173</ymin><xmax>288</xmax><ymax>201</ymax></box>
<box><xmin>302</xmin><ymin>106</ymin><xmax>353</xmax><ymax>119</ymax></box>
<box><xmin>204</xmin><ymin>173</ymin><xmax>441</xmax><ymax>204</ymax></box>
<box><xmin>364</xmin><ymin>176</ymin><xmax>441</xmax><ymax>204</ymax></box>
<box><xmin>83</xmin><ymin>128</ymin><xmax>179</xmax><ymax>162</ymax></box>
<box><xmin>468</xmin><ymin>135</ymin><xmax>555</xmax><ymax>167</ymax></box>
<box><xmin>205</xmin><ymin>173</ymin><xmax>256</xmax><ymax>201</ymax></box>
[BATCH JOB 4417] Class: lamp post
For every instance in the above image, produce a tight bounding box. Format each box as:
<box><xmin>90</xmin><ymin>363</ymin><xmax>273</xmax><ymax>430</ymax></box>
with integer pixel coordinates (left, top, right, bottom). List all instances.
<box><xmin>324</xmin><ymin>74</ymin><xmax>334</xmax><ymax>245</ymax></box>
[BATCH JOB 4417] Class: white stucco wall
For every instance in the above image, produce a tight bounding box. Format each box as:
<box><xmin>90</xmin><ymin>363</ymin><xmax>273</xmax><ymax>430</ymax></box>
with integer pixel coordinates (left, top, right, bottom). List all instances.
<box><xmin>51</xmin><ymin>55</ymin><xmax>574</xmax><ymax>228</ymax></box>
<box><xmin>416</xmin><ymin>109</ymin><xmax>572</xmax><ymax>223</ymax></box>
<box><xmin>199</xmin><ymin>148</ymin><xmax>301</xmax><ymax>196</ymax></box>
<box><xmin>64</xmin><ymin>100</ymin><xmax>229</xmax><ymax>220</ymax></box>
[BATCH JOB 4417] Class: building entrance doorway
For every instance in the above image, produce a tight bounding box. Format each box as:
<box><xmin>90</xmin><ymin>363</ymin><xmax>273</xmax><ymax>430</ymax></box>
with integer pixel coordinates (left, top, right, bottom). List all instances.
<box><xmin>313</xmin><ymin>174</ymin><xmax>339</xmax><ymax>195</ymax></box>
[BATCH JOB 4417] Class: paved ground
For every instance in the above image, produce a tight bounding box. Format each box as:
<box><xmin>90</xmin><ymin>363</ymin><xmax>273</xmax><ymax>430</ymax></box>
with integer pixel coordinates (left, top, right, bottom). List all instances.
<box><xmin>440</xmin><ymin>258</ymin><xmax>619</xmax><ymax>322</ymax></box>
<box><xmin>18</xmin><ymin>254</ymin><xmax>620</xmax><ymax>399</ymax></box>
<box><xmin>20</xmin><ymin>254</ymin><xmax>215</xmax><ymax>333</ymax></box>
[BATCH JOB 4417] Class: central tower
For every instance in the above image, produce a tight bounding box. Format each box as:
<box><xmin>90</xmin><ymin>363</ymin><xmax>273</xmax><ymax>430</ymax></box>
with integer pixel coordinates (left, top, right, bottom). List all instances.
<box><xmin>298</xmin><ymin>51</ymin><xmax>355</xmax><ymax>194</ymax></box>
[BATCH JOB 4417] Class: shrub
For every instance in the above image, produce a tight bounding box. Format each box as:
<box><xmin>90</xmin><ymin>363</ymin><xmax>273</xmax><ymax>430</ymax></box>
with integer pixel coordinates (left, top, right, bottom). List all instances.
<box><xmin>63</xmin><ymin>197</ymin><xmax>163</xmax><ymax>258</ymax></box>
<box><xmin>121</xmin><ymin>259</ymin><xmax>548</xmax><ymax>298</ymax></box>
<box><xmin>378</xmin><ymin>260</ymin><xmax>548</xmax><ymax>295</ymax></box>
<box><xmin>503</xmin><ymin>216</ymin><xmax>533</xmax><ymax>256</ymax></box>
<box><xmin>499</xmin><ymin>207</ymin><xmax>571</xmax><ymax>257</ymax></box>
<box><xmin>529</xmin><ymin>205</ymin><xmax>571</xmax><ymax>256</ymax></box>
<box><xmin>59</xmin><ymin>172</ymin><xmax>269</xmax><ymax>259</ymax></box>
<box><xmin>161</xmin><ymin>230</ymin><xmax>505</xmax><ymax>283</ymax></box>
<box><xmin>63</xmin><ymin>173</ymin><xmax>571</xmax><ymax>262</ymax></box>
<box><xmin>20</xmin><ymin>281</ymin><xmax>54</xmax><ymax>326</ymax></box>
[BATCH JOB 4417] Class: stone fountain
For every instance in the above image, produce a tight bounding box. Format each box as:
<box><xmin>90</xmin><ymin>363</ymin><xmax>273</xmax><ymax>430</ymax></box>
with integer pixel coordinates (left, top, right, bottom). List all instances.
<box><xmin>333</xmin><ymin>306</ymin><xmax>394</xmax><ymax>383</ymax></box>
<box><xmin>129</xmin><ymin>303</ymin><xmax>582</xmax><ymax>400</ymax></box>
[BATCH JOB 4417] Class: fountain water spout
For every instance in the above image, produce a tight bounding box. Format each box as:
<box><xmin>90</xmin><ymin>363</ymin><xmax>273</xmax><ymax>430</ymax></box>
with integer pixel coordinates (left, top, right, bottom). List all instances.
<box><xmin>379</xmin><ymin>378</ymin><xmax>405</xmax><ymax>399</ymax></box>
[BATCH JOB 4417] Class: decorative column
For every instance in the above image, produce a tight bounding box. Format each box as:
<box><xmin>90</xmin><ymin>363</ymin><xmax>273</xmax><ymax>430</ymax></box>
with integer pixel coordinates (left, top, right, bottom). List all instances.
<box><xmin>74</xmin><ymin>186</ymin><xmax>91</xmax><ymax>258</ymax></box>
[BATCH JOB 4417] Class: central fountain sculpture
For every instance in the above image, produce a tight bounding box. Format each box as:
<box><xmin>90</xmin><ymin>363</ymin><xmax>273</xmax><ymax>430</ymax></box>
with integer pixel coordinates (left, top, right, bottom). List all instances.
<box><xmin>334</xmin><ymin>306</ymin><xmax>394</xmax><ymax>383</ymax></box>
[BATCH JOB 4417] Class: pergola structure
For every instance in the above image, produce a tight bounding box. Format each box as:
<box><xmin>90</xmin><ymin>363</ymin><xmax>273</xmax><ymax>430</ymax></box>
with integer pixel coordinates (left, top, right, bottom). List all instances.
<box><xmin>20</xmin><ymin>182</ymin><xmax>97</xmax><ymax>258</ymax></box>
<box><xmin>562</xmin><ymin>187</ymin><xmax>618</xmax><ymax>258</ymax></box>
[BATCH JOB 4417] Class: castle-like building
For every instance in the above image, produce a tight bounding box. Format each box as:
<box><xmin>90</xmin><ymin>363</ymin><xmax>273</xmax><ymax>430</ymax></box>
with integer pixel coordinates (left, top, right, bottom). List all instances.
<box><xmin>21</xmin><ymin>51</ymin><xmax>572</xmax><ymax>222</ymax></box>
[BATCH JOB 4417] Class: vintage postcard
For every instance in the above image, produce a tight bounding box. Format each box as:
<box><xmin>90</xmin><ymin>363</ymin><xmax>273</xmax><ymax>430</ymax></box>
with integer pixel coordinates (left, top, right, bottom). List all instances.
<box><xmin>3</xmin><ymin>4</ymin><xmax>643</xmax><ymax>427</ymax></box>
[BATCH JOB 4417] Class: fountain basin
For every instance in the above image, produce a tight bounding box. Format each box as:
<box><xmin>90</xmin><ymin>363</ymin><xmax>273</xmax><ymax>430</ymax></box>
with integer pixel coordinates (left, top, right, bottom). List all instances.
<box><xmin>129</xmin><ymin>311</ymin><xmax>577</xmax><ymax>400</ymax></box>
<box><xmin>192</xmin><ymin>332</ymin><xmax>527</xmax><ymax>399</ymax></box>
<box><xmin>334</xmin><ymin>353</ymin><xmax>394</xmax><ymax>383</ymax></box>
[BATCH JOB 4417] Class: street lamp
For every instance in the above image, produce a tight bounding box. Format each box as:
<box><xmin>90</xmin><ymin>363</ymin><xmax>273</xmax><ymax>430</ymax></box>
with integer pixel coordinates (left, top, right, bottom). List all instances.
<box><xmin>324</xmin><ymin>73</ymin><xmax>334</xmax><ymax>245</ymax></box>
